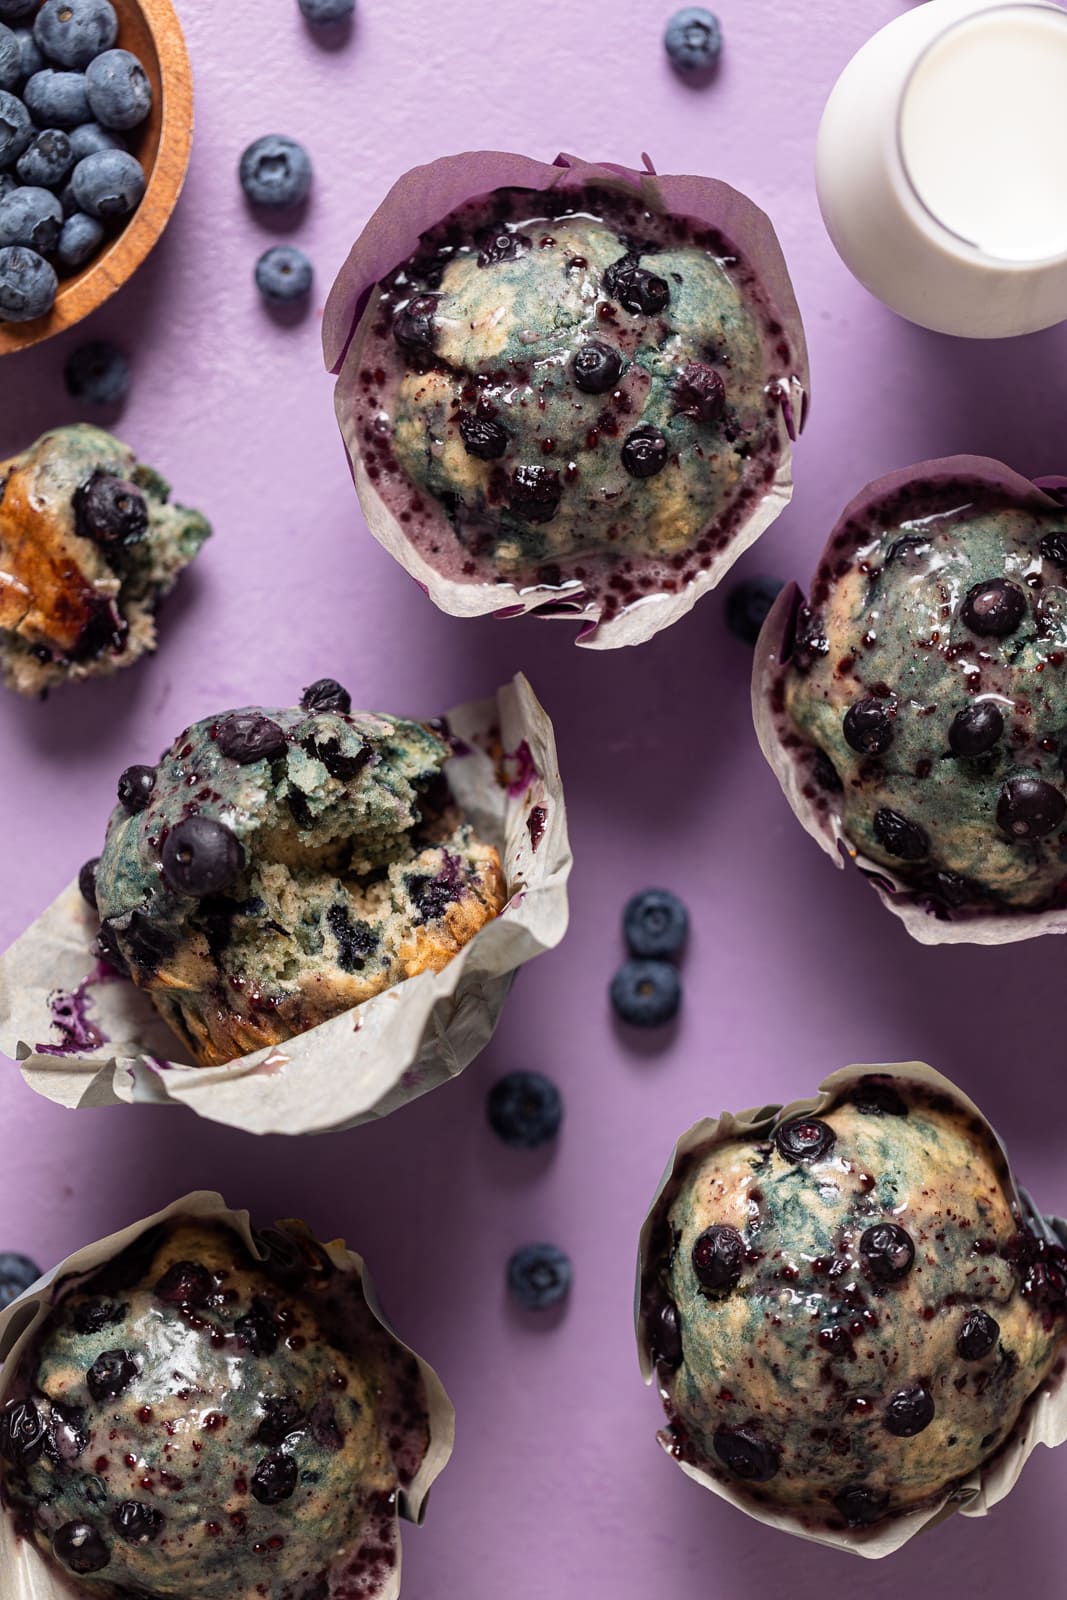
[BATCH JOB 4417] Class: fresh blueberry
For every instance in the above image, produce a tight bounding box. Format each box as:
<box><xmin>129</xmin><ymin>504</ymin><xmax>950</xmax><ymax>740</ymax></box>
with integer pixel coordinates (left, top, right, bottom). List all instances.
<box><xmin>957</xmin><ymin>1308</ymin><xmax>999</xmax><ymax>1360</ymax></box>
<box><xmin>35</xmin><ymin>1</ymin><xmax>118</xmax><ymax>71</ymax></box>
<box><xmin>239</xmin><ymin>133</ymin><xmax>311</xmax><ymax>208</ymax></box>
<box><xmin>161</xmin><ymin>816</ymin><xmax>246</xmax><ymax>897</ymax></box>
<box><xmin>0</xmin><ymin>1251</ymin><xmax>41</xmax><ymax>1308</ymax></box>
<box><xmin>56</xmin><ymin>208</ymin><xmax>102</xmax><ymax>267</ymax></box>
<box><xmin>0</xmin><ymin>1</ymin><xmax>37</xmax><ymax>22</ymax></box>
<box><xmin>301</xmin><ymin>677</ymin><xmax>351</xmax><ymax>714</ymax></box>
<box><xmin>12</xmin><ymin>26</ymin><xmax>44</xmax><ymax>79</ymax></box>
<box><xmin>0</xmin><ymin>185</ymin><xmax>63</xmax><ymax>254</ymax></box>
<box><xmin>725</xmin><ymin>575</ymin><xmax>784</xmax><ymax>645</ymax></box>
<box><xmin>84</xmin><ymin>47</ymin><xmax>150</xmax><ymax>130</ymax></box>
<box><xmin>68</xmin><ymin>119</ymin><xmax>122</xmax><ymax>159</ymax></box>
<box><xmin>24</xmin><ymin>69</ymin><xmax>91</xmax><ymax>128</ymax></box>
<box><xmin>64</xmin><ymin>339</ymin><xmax>130</xmax><ymax>404</ymax></box>
<box><xmin>298</xmin><ymin>0</ymin><xmax>355</xmax><ymax>20</ymax></box>
<box><xmin>78</xmin><ymin>857</ymin><xmax>99</xmax><ymax>909</ymax></box>
<box><xmin>116</xmin><ymin>763</ymin><xmax>155</xmax><ymax>811</ymax></box>
<box><xmin>507</xmin><ymin>1243</ymin><xmax>571</xmax><ymax>1310</ymax></box>
<box><xmin>71</xmin><ymin>147</ymin><xmax>145</xmax><ymax>217</ymax></box>
<box><xmin>0</xmin><ymin>24</ymin><xmax>20</xmax><ymax>92</ymax></box>
<box><xmin>664</xmin><ymin>7</ymin><xmax>723</xmax><ymax>74</ymax></box>
<box><xmin>486</xmin><ymin>1070</ymin><xmax>563</xmax><ymax>1149</ymax></box>
<box><xmin>0</xmin><ymin>88</ymin><xmax>34</xmax><ymax>166</ymax></box>
<box><xmin>0</xmin><ymin>244</ymin><xmax>57</xmax><ymax>319</ymax></box>
<box><xmin>52</xmin><ymin>1521</ymin><xmax>110</xmax><ymax>1575</ymax></box>
<box><xmin>610</xmin><ymin>958</ymin><xmax>681</xmax><ymax>1027</ymax></box>
<box><xmin>622</xmin><ymin>888</ymin><xmax>688</xmax><ymax>959</ymax></box>
<box><xmin>75</xmin><ymin>472</ymin><xmax>146</xmax><ymax>544</ymax></box>
<box><xmin>255</xmin><ymin>243</ymin><xmax>312</xmax><ymax>303</ymax></box>
<box><xmin>16</xmin><ymin>128</ymin><xmax>74</xmax><ymax>188</ymax></box>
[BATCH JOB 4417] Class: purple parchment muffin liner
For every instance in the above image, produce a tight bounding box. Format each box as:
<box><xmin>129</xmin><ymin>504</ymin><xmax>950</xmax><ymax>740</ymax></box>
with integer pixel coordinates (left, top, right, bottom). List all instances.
<box><xmin>324</xmin><ymin>150</ymin><xmax>809</xmax><ymax>649</ymax></box>
<box><xmin>0</xmin><ymin>1191</ymin><xmax>453</xmax><ymax>1600</ymax></box>
<box><xmin>754</xmin><ymin>458</ymin><xmax>1067</xmax><ymax>944</ymax></box>
<box><xmin>636</xmin><ymin>1061</ymin><xmax>1067</xmax><ymax>1557</ymax></box>
<box><xmin>0</xmin><ymin>675</ymin><xmax>571</xmax><ymax>1135</ymax></box>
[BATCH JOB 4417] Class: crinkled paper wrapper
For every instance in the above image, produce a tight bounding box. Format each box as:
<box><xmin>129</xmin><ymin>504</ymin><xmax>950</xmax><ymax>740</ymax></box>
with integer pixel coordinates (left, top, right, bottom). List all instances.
<box><xmin>0</xmin><ymin>674</ymin><xmax>571</xmax><ymax>1135</ymax></box>
<box><xmin>324</xmin><ymin>150</ymin><xmax>810</xmax><ymax>649</ymax></box>
<box><xmin>753</xmin><ymin>456</ymin><xmax>1067</xmax><ymax>945</ymax></box>
<box><xmin>635</xmin><ymin>1060</ymin><xmax>1067</xmax><ymax>1558</ymax></box>
<box><xmin>0</xmin><ymin>1190</ymin><xmax>454</xmax><ymax>1600</ymax></box>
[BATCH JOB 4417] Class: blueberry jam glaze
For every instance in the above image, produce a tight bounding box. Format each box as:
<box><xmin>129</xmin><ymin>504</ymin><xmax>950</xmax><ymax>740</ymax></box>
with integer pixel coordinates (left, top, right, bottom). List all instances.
<box><xmin>640</xmin><ymin>1076</ymin><xmax>1066</xmax><ymax>1532</ymax></box>
<box><xmin>780</xmin><ymin>474</ymin><xmax>1067</xmax><ymax>913</ymax></box>
<box><xmin>0</xmin><ymin>1219</ymin><xmax>435</xmax><ymax>1600</ymax></box>
<box><xmin>349</xmin><ymin>184</ymin><xmax>799</xmax><ymax>625</ymax></box>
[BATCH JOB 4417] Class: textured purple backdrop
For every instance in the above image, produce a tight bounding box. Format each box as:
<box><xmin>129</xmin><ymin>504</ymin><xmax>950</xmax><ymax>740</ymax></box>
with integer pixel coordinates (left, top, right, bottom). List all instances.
<box><xmin>2</xmin><ymin>2</ymin><xmax>1066</xmax><ymax>1595</ymax></box>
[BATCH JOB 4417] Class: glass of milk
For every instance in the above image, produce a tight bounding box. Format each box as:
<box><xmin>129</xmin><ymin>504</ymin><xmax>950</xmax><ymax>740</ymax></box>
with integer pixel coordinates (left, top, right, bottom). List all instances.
<box><xmin>816</xmin><ymin>0</ymin><xmax>1067</xmax><ymax>338</ymax></box>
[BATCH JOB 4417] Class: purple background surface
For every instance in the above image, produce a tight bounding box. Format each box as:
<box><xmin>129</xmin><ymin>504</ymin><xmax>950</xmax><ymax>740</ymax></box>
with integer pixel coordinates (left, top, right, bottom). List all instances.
<box><xmin>2</xmin><ymin>2</ymin><xmax>1067</xmax><ymax>1594</ymax></box>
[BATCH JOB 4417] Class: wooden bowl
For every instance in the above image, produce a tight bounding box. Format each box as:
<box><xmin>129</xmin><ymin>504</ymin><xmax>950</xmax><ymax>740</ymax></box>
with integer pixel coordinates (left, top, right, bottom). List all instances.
<box><xmin>0</xmin><ymin>0</ymin><xmax>193</xmax><ymax>357</ymax></box>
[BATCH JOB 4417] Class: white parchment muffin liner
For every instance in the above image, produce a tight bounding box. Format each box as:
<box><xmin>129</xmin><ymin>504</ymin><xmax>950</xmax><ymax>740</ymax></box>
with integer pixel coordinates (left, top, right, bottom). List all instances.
<box><xmin>0</xmin><ymin>1190</ymin><xmax>454</xmax><ymax>1600</ymax></box>
<box><xmin>635</xmin><ymin>1061</ymin><xmax>1067</xmax><ymax>1557</ymax></box>
<box><xmin>0</xmin><ymin>674</ymin><xmax>571</xmax><ymax>1135</ymax></box>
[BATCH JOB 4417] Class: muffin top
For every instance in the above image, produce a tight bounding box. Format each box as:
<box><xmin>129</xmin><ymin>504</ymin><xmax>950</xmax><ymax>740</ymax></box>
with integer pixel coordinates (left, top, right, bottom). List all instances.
<box><xmin>0</xmin><ymin>1219</ymin><xmax>431</xmax><ymax>1599</ymax></box>
<box><xmin>641</xmin><ymin>1075</ymin><xmax>1067</xmax><ymax>1534</ymax></box>
<box><xmin>349</xmin><ymin>183</ymin><xmax>793</xmax><ymax>622</ymax></box>
<box><xmin>780</xmin><ymin>473</ymin><xmax>1067</xmax><ymax>913</ymax></box>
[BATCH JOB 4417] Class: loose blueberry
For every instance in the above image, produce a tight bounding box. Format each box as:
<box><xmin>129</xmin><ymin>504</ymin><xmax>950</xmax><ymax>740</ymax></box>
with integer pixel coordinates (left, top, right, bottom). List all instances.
<box><xmin>883</xmin><ymin>1383</ymin><xmax>934</xmax><ymax>1437</ymax></box>
<box><xmin>64</xmin><ymin>340</ymin><xmax>129</xmax><ymax>404</ymax></box>
<box><xmin>621</xmin><ymin>424</ymin><xmax>669</xmax><ymax>479</ymax></box>
<box><xmin>774</xmin><ymin>1116</ymin><xmax>835</xmax><ymax>1163</ymax></box>
<box><xmin>725</xmin><ymin>575</ymin><xmax>784</xmax><ymax>645</ymax></box>
<box><xmin>1040</xmin><ymin>530</ymin><xmax>1067</xmax><ymax>568</ymax></box>
<box><xmin>255</xmin><ymin>243</ymin><xmax>313</xmax><ymax>304</ymax></box>
<box><xmin>960</xmin><ymin>577</ymin><xmax>1027</xmax><ymax>637</ymax></box>
<box><xmin>692</xmin><ymin>1224</ymin><xmax>743</xmax><ymax>1293</ymax></box>
<box><xmin>571</xmin><ymin>338</ymin><xmax>623</xmax><ymax>394</ymax></box>
<box><xmin>843</xmin><ymin>697</ymin><xmax>893</xmax><ymax>755</ymax></box>
<box><xmin>35</xmin><ymin>1</ymin><xmax>118</xmax><ymax>71</ymax></box>
<box><xmin>477</xmin><ymin>228</ymin><xmax>527</xmax><ymax>267</ymax></box>
<box><xmin>72</xmin><ymin>1297</ymin><xmax>124</xmax><ymax>1334</ymax></box>
<box><xmin>216</xmin><ymin>712</ymin><xmax>287</xmax><ymax>764</ymax></box>
<box><xmin>860</xmin><ymin>1222</ymin><xmax>915</xmax><ymax>1284</ymax></box>
<box><xmin>52</xmin><ymin>1521</ymin><xmax>110</xmax><ymax>1574</ymax></box>
<box><xmin>392</xmin><ymin>292</ymin><xmax>438</xmax><ymax>370</ymax></box>
<box><xmin>0</xmin><ymin>86</ymin><xmax>33</xmax><ymax>165</ymax></box>
<box><xmin>622</xmin><ymin>887</ymin><xmax>688</xmax><ymax>959</ymax></box>
<box><xmin>298</xmin><ymin>0</ymin><xmax>355</xmax><ymax>20</ymax></box>
<box><xmin>154</xmin><ymin>1260</ymin><xmax>213</xmax><ymax>1306</ymax></box>
<box><xmin>56</xmin><ymin>207</ymin><xmax>102</xmax><ymax>267</ymax></box>
<box><xmin>508</xmin><ymin>463</ymin><xmax>562</xmax><ymax>523</ymax></box>
<box><xmin>68</xmin><ymin>120</ymin><xmax>122</xmax><ymax>159</ymax></box>
<box><xmin>74</xmin><ymin>472</ymin><xmax>147</xmax><ymax>545</ymax></box>
<box><xmin>649</xmin><ymin>1297</ymin><xmax>683</xmax><ymax>1366</ymax></box>
<box><xmin>301</xmin><ymin>677</ymin><xmax>351</xmax><ymax>714</ymax></box>
<box><xmin>78</xmin><ymin>856</ymin><xmax>99</xmax><ymax>909</ymax></box>
<box><xmin>86</xmin><ymin>1348</ymin><xmax>138</xmax><ymax>1402</ymax></box>
<box><xmin>712</xmin><ymin>1424</ymin><xmax>779</xmax><ymax>1482</ymax></box>
<box><xmin>251</xmin><ymin>1451</ymin><xmax>298</xmax><ymax>1504</ymax></box>
<box><xmin>239</xmin><ymin>133</ymin><xmax>311</xmax><ymax>208</ymax></box>
<box><xmin>111</xmin><ymin>1500</ymin><xmax>162</xmax><ymax>1545</ymax></box>
<box><xmin>603</xmin><ymin>255</ymin><xmax>669</xmax><ymax>314</ymax></box>
<box><xmin>957</xmin><ymin>1308</ymin><xmax>999</xmax><ymax>1360</ymax></box>
<box><xmin>949</xmin><ymin>700</ymin><xmax>1004</xmax><ymax>757</ymax></box>
<box><xmin>849</xmin><ymin>1078</ymin><xmax>908</xmax><ymax>1117</ymax></box>
<box><xmin>235</xmin><ymin>1300</ymin><xmax>281</xmax><ymax>1356</ymax></box>
<box><xmin>256</xmin><ymin>1395</ymin><xmax>305</xmax><ymax>1444</ymax></box>
<box><xmin>84</xmin><ymin>46</ymin><xmax>150</xmax><ymax>130</ymax></box>
<box><xmin>0</xmin><ymin>1397</ymin><xmax>47</xmax><ymax>1465</ymax></box>
<box><xmin>24</xmin><ymin>69</ymin><xmax>91</xmax><ymax>128</ymax></box>
<box><xmin>872</xmin><ymin>807</ymin><xmax>929</xmax><ymax>861</ymax></box>
<box><xmin>0</xmin><ymin>1250</ymin><xmax>40</xmax><ymax>1307</ymax></box>
<box><xmin>458</xmin><ymin>410</ymin><xmax>509</xmax><ymax>460</ymax></box>
<box><xmin>0</xmin><ymin>184</ymin><xmax>63</xmax><ymax>253</ymax></box>
<box><xmin>71</xmin><ymin>146</ymin><xmax>145</xmax><ymax>217</ymax></box>
<box><xmin>664</xmin><ymin>7</ymin><xmax>723</xmax><ymax>74</ymax></box>
<box><xmin>16</xmin><ymin>128</ymin><xmax>74</xmax><ymax>189</ymax></box>
<box><xmin>116</xmin><ymin>764</ymin><xmax>154</xmax><ymax>811</ymax></box>
<box><xmin>0</xmin><ymin>243</ymin><xmax>56</xmax><ymax>319</ymax></box>
<box><xmin>610</xmin><ymin>958</ymin><xmax>681</xmax><ymax>1026</ymax></box>
<box><xmin>0</xmin><ymin>24</ymin><xmax>20</xmax><ymax>92</ymax></box>
<box><xmin>672</xmin><ymin>361</ymin><xmax>725</xmax><ymax>422</ymax></box>
<box><xmin>486</xmin><ymin>1070</ymin><xmax>563</xmax><ymax>1149</ymax></box>
<box><xmin>13</xmin><ymin>26</ymin><xmax>44</xmax><ymax>79</ymax></box>
<box><xmin>833</xmin><ymin>1484</ymin><xmax>890</xmax><ymax>1527</ymax></box>
<box><xmin>996</xmin><ymin>773</ymin><xmax>1066</xmax><ymax>841</ymax></box>
<box><xmin>507</xmin><ymin>1242</ymin><xmax>572</xmax><ymax>1310</ymax></box>
<box><xmin>161</xmin><ymin>816</ymin><xmax>246</xmax><ymax>897</ymax></box>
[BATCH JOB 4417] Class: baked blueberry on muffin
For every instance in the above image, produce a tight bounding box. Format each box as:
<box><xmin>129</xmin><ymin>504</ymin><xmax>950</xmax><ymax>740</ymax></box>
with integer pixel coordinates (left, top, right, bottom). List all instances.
<box><xmin>639</xmin><ymin>1069</ymin><xmax>1067</xmax><ymax>1544</ymax></box>
<box><xmin>0</xmin><ymin>1210</ymin><xmax>444</xmax><ymax>1597</ymax></box>
<box><xmin>0</xmin><ymin>425</ymin><xmax>210</xmax><ymax>695</ymax></box>
<box><xmin>327</xmin><ymin>152</ymin><xmax>807</xmax><ymax>646</ymax></box>
<box><xmin>759</xmin><ymin>459</ymin><xmax>1067</xmax><ymax>933</ymax></box>
<box><xmin>84</xmin><ymin>683</ymin><xmax>507</xmax><ymax>1066</ymax></box>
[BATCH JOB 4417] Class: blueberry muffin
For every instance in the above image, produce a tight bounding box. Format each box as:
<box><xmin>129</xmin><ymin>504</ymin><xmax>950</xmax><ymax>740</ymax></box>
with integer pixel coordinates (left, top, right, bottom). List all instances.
<box><xmin>0</xmin><ymin>1215</ymin><xmax>437</xmax><ymax>1597</ymax></box>
<box><xmin>85</xmin><ymin>680</ymin><xmax>506</xmax><ymax>1066</ymax></box>
<box><xmin>0</xmin><ymin>425</ymin><xmax>210</xmax><ymax>695</ymax></box>
<box><xmin>639</xmin><ymin>1073</ymin><xmax>1067</xmax><ymax>1537</ymax></box>
<box><xmin>772</xmin><ymin>462</ymin><xmax>1067</xmax><ymax>920</ymax></box>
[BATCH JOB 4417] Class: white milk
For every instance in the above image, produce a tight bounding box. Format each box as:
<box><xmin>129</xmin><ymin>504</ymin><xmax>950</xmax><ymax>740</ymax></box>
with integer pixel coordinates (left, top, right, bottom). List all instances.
<box><xmin>816</xmin><ymin>0</ymin><xmax>1067</xmax><ymax>337</ymax></box>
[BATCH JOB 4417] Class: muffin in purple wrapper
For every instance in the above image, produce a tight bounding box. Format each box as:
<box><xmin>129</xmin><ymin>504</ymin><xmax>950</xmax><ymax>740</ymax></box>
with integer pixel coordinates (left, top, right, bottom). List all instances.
<box><xmin>755</xmin><ymin>458</ymin><xmax>1067</xmax><ymax>943</ymax></box>
<box><xmin>324</xmin><ymin>151</ymin><xmax>808</xmax><ymax>649</ymax></box>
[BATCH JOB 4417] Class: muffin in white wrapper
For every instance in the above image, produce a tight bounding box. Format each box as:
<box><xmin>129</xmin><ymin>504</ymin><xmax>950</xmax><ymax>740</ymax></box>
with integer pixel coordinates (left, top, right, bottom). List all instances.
<box><xmin>0</xmin><ymin>674</ymin><xmax>570</xmax><ymax>1135</ymax></box>
<box><xmin>636</xmin><ymin>1061</ymin><xmax>1067</xmax><ymax>1556</ymax></box>
<box><xmin>0</xmin><ymin>1191</ymin><xmax>454</xmax><ymax>1600</ymax></box>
